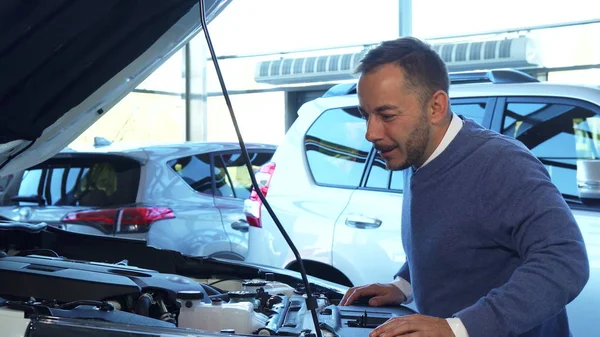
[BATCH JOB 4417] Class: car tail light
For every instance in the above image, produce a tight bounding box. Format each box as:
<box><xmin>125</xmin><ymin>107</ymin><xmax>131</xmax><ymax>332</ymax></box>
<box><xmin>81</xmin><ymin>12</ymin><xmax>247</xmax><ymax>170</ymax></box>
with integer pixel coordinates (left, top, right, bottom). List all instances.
<box><xmin>62</xmin><ymin>207</ymin><xmax>175</xmax><ymax>234</ymax></box>
<box><xmin>244</xmin><ymin>162</ymin><xmax>276</xmax><ymax>229</ymax></box>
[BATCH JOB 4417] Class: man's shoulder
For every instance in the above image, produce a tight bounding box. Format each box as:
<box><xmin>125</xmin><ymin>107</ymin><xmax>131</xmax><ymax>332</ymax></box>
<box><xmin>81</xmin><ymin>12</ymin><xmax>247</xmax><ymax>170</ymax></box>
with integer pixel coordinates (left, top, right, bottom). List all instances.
<box><xmin>453</xmin><ymin>120</ymin><xmax>551</xmax><ymax>183</ymax></box>
<box><xmin>460</xmin><ymin>120</ymin><xmax>532</xmax><ymax>159</ymax></box>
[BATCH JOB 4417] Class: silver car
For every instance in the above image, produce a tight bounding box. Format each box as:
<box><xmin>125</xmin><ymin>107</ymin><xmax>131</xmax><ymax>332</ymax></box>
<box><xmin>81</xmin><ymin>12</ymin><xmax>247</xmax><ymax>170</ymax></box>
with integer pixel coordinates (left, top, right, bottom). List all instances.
<box><xmin>0</xmin><ymin>141</ymin><xmax>275</xmax><ymax>260</ymax></box>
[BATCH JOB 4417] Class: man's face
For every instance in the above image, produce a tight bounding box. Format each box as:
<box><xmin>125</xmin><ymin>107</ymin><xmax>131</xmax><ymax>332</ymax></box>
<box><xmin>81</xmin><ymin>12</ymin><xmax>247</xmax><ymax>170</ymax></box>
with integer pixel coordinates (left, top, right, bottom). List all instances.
<box><xmin>357</xmin><ymin>63</ymin><xmax>432</xmax><ymax>171</ymax></box>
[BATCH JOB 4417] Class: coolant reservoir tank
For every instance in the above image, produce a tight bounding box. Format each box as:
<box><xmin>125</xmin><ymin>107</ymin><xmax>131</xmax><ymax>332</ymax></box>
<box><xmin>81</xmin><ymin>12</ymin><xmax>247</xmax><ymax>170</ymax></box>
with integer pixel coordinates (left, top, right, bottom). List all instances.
<box><xmin>242</xmin><ymin>280</ymin><xmax>296</xmax><ymax>297</ymax></box>
<box><xmin>228</xmin><ymin>291</ymin><xmax>260</xmax><ymax>309</ymax></box>
<box><xmin>177</xmin><ymin>295</ymin><xmax>268</xmax><ymax>334</ymax></box>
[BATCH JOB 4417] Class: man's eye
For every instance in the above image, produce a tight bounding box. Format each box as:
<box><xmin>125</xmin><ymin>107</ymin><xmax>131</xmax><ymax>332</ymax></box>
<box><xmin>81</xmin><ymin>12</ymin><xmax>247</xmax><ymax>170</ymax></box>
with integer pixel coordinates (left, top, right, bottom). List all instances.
<box><xmin>381</xmin><ymin>114</ymin><xmax>395</xmax><ymax>121</ymax></box>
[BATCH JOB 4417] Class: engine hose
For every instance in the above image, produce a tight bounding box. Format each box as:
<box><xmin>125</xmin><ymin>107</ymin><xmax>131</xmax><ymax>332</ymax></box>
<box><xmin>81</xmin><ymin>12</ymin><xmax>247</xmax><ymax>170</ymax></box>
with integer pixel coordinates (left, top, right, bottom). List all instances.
<box><xmin>200</xmin><ymin>283</ymin><xmax>223</xmax><ymax>296</ymax></box>
<box><xmin>156</xmin><ymin>299</ymin><xmax>176</xmax><ymax>324</ymax></box>
<box><xmin>133</xmin><ymin>293</ymin><xmax>153</xmax><ymax>317</ymax></box>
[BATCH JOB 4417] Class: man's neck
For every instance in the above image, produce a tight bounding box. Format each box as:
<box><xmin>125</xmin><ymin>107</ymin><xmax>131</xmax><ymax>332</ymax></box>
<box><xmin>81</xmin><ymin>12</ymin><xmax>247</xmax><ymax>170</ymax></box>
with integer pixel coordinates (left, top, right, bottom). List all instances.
<box><xmin>414</xmin><ymin>112</ymin><xmax>462</xmax><ymax>170</ymax></box>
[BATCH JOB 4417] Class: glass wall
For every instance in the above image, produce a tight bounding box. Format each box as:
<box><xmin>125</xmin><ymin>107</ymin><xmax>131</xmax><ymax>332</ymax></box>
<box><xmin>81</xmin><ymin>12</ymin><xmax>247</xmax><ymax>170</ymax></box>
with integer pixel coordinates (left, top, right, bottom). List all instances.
<box><xmin>70</xmin><ymin>49</ymin><xmax>187</xmax><ymax>148</ymax></box>
<box><xmin>204</xmin><ymin>0</ymin><xmax>400</xmax><ymax>56</ymax></box>
<box><xmin>68</xmin><ymin>1</ymin><xmax>600</xmax><ymax>149</ymax></box>
<box><xmin>205</xmin><ymin>91</ymin><xmax>285</xmax><ymax>145</ymax></box>
<box><xmin>548</xmin><ymin>69</ymin><xmax>600</xmax><ymax>85</ymax></box>
<box><xmin>412</xmin><ymin>0</ymin><xmax>600</xmax><ymax>38</ymax></box>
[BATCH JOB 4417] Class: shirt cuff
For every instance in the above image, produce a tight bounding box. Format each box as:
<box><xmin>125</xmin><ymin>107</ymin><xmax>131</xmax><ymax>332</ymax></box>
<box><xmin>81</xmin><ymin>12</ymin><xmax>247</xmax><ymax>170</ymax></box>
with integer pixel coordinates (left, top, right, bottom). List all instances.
<box><xmin>446</xmin><ymin>317</ymin><xmax>469</xmax><ymax>337</ymax></box>
<box><xmin>391</xmin><ymin>276</ymin><xmax>413</xmax><ymax>303</ymax></box>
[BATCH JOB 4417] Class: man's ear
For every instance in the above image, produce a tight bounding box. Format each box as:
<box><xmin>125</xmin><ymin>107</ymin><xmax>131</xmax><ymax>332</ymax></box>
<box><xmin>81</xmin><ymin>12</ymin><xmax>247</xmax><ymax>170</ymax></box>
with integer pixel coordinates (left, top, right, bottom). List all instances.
<box><xmin>429</xmin><ymin>90</ymin><xmax>450</xmax><ymax>124</ymax></box>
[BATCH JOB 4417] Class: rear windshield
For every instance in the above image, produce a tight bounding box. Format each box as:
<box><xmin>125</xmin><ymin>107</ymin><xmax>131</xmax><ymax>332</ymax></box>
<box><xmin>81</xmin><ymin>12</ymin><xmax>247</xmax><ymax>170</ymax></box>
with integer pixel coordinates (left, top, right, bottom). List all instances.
<box><xmin>10</xmin><ymin>155</ymin><xmax>141</xmax><ymax>207</ymax></box>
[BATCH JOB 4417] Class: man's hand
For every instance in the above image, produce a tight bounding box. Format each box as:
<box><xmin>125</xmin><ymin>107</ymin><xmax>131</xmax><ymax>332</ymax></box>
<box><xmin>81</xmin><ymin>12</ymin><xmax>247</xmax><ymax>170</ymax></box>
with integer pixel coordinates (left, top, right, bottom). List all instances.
<box><xmin>369</xmin><ymin>314</ymin><xmax>455</xmax><ymax>337</ymax></box>
<box><xmin>339</xmin><ymin>283</ymin><xmax>406</xmax><ymax>307</ymax></box>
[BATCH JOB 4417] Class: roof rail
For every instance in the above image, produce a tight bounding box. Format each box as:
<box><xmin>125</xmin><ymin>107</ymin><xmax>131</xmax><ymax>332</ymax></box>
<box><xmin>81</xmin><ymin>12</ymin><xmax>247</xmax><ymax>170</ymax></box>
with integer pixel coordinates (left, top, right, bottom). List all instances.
<box><xmin>322</xmin><ymin>68</ymin><xmax>538</xmax><ymax>98</ymax></box>
<box><xmin>449</xmin><ymin>69</ymin><xmax>539</xmax><ymax>84</ymax></box>
<box><xmin>322</xmin><ymin>83</ymin><xmax>357</xmax><ymax>97</ymax></box>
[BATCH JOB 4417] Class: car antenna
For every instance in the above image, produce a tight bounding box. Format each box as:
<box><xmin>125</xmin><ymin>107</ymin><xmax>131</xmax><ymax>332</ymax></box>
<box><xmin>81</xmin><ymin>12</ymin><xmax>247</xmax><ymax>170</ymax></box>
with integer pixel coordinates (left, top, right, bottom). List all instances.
<box><xmin>197</xmin><ymin>2</ymin><xmax>323</xmax><ymax>337</ymax></box>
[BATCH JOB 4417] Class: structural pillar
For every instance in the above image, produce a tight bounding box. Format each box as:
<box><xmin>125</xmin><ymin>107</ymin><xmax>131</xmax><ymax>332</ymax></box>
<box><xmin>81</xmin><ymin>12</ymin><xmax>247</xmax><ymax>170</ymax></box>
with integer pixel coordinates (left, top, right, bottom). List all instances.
<box><xmin>399</xmin><ymin>0</ymin><xmax>413</xmax><ymax>37</ymax></box>
<box><xmin>185</xmin><ymin>36</ymin><xmax>208</xmax><ymax>141</ymax></box>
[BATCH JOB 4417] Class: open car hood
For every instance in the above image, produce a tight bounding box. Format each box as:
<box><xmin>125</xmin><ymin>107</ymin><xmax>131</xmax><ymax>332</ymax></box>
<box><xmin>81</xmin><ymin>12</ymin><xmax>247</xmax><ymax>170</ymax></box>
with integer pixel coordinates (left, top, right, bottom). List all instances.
<box><xmin>0</xmin><ymin>0</ymin><xmax>230</xmax><ymax>176</ymax></box>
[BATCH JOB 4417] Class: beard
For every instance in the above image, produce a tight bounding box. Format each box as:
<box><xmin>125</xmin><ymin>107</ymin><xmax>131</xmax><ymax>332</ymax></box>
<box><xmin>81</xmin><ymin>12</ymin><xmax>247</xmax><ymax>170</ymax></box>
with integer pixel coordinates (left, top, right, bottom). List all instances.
<box><xmin>387</xmin><ymin>111</ymin><xmax>431</xmax><ymax>171</ymax></box>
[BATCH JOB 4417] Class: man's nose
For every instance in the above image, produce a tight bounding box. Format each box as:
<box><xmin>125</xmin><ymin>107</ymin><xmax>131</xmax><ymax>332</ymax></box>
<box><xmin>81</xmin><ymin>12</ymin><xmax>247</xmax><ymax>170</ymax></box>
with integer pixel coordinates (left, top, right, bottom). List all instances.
<box><xmin>365</xmin><ymin>117</ymin><xmax>382</xmax><ymax>143</ymax></box>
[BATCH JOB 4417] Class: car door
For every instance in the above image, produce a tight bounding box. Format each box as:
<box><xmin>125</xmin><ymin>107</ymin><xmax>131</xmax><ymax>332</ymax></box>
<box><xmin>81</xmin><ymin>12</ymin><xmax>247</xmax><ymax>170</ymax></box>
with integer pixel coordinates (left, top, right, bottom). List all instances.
<box><xmin>331</xmin><ymin>151</ymin><xmax>406</xmax><ymax>286</ymax></box>
<box><xmin>490</xmin><ymin>96</ymin><xmax>600</xmax><ymax>337</ymax></box>
<box><xmin>213</xmin><ymin>150</ymin><xmax>273</xmax><ymax>260</ymax></box>
<box><xmin>331</xmin><ymin>98</ymin><xmax>495</xmax><ymax>286</ymax></box>
<box><xmin>148</xmin><ymin>153</ymin><xmax>231</xmax><ymax>257</ymax></box>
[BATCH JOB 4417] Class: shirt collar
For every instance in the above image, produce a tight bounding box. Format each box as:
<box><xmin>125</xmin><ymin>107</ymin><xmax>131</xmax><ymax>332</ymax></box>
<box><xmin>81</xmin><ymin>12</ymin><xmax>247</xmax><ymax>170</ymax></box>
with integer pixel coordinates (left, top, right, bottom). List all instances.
<box><xmin>418</xmin><ymin>112</ymin><xmax>463</xmax><ymax>169</ymax></box>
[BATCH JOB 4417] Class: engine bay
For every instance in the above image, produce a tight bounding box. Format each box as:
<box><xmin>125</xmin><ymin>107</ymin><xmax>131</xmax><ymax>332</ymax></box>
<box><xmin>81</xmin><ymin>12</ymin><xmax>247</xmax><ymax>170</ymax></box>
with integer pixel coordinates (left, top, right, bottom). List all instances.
<box><xmin>0</xmin><ymin>222</ymin><xmax>415</xmax><ymax>337</ymax></box>
<box><xmin>0</xmin><ymin>253</ymin><xmax>414</xmax><ymax>336</ymax></box>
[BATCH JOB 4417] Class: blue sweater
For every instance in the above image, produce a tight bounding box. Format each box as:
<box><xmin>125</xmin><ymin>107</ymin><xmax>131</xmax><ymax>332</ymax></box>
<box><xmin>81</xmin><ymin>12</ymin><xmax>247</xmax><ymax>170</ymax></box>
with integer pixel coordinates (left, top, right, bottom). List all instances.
<box><xmin>396</xmin><ymin>118</ymin><xmax>589</xmax><ymax>337</ymax></box>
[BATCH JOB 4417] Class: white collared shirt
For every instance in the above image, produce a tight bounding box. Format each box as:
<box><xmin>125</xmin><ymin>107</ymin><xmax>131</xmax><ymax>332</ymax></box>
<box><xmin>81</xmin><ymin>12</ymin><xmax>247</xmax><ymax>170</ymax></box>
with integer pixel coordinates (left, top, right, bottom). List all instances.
<box><xmin>420</xmin><ymin>112</ymin><xmax>463</xmax><ymax>169</ymax></box>
<box><xmin>392</xmin><ymin>112</ymin><xmax>469</xmax><ymax>337</ymax></box>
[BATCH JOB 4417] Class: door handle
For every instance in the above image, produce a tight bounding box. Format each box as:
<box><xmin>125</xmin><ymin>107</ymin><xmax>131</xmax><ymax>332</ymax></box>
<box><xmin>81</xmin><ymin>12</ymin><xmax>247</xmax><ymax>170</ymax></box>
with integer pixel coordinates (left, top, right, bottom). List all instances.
<box><xmin>231</xmin><ymin>219</ymin><xmax>249</xmax><ymax>232</ymax></box>
<box><xmin>345</xmin><ymin>215</ymin><xmax>382</xmax><ymax>229</ymax></box>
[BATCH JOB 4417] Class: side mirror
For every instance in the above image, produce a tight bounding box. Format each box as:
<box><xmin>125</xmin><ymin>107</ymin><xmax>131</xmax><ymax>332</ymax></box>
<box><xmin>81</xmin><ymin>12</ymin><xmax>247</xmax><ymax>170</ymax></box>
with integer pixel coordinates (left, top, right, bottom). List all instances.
<box><xmin>577</xmin><ymin>160</ymin><xmax>600</xmax><ymax>206</ymax></box>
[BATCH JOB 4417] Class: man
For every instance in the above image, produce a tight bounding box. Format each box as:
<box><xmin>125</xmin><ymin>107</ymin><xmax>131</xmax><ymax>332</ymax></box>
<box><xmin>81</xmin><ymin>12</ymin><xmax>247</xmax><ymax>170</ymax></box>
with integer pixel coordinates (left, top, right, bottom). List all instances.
<box><xmin>339</xmin><ymin>37</ymin><xmax>589</xmax><ymax>337</ymax></box>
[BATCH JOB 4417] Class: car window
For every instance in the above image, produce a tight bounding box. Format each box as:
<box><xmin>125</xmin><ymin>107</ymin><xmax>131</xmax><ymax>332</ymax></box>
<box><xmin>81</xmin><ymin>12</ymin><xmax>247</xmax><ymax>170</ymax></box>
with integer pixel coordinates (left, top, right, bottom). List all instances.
<box><xmin>213</xmin><ymin>155</ymin><xmax>235</xmax><ymax>198</ymax></box>
<box><xmin>501</xmin><ymin>101</ymin><xmax>600</xmax><ymax>199</ymax></box>
<box><xmin>18</xmin><ymin>169</ymin><xmax>43</xmax><ymax>198</ymax></box>
<box><xmin>390</xmin><ymin>170</ymin><xmax>405</xmax><ymax>191</ymax></box>
<box><xmin>48</xmin><ymin>168</ymin><xmax>66</xmax><ymax>205</ymax></box>
<box><xmin>169</xmin><ymin>154</ymin><xmax>213</xmax><ymax>194</ymax></box>
<box><xmin>305</xmin><ymin>107</ymin><xmax>371</xmax><ymax>188</ymax></box>
<box><xmin>215</xmin><ymin>152</ymin><xmax>273</xmax><ymax>199</ymax></box>
<box><xmin>365</xmin><ymin>152</ymin><xmax>390</xmax><ymax>189</ymax></box>
<box><xmin>66</xmin><ymin>167</ymin><xmax>87</xmax><ymax>193</ymax></box>
<box><xmin>451</xmin><ymin>102</ymin><xmax>486</xmax><ymax>125</ymax></box>
<box><xmin>15</xmin><ymin>158</ymin><xmax>139</xmax><ymax>207</ymax></box>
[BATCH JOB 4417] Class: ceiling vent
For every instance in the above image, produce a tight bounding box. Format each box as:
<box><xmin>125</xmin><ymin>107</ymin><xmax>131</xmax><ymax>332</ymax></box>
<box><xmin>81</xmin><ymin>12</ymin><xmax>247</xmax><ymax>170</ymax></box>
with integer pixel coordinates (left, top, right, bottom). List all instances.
<box><xmin>255</xmin><ymin>36</ymin><xmax>540</xmax><ymax>85</ymax></box>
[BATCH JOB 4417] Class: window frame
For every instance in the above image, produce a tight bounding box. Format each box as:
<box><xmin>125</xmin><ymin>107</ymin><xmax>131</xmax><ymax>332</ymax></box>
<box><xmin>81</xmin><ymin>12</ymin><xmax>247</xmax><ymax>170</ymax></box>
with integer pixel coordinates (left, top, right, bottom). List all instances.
<box><xmin>450</xmin><ymin>97</ymin><xmax>497</xmax><ymax>128</ymax></box>
<box><xmin>360</xmin><ymin>148</ymin><xmax>392</xmax><ymax>192</ymax></box>
<box><xmin>356</xmin><ymin>97</ymin><xmax>496</xmax><ymax>193</ymax></box>
<box><xmin>303</xmin><ymin>105</ymin><xmax>373</xmax><ymax>190</ymax></box>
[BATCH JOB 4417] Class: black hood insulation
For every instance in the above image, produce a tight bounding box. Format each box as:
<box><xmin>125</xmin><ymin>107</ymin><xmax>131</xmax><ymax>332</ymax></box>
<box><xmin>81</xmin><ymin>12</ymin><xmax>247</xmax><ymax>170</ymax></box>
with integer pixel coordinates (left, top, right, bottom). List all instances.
<box><xmin>0</xmin><ymin>0</ymin><xmax>203</xmax><ymax>144</ymax></box>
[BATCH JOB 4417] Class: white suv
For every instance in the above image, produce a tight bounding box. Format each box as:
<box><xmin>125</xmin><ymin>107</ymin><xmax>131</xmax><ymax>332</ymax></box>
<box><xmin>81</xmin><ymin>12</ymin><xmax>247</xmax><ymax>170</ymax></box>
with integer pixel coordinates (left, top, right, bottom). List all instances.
<box><xmin>244</xmin><ymin>69</ymin><xmax>600</xmax><ymax>336</ymax></box>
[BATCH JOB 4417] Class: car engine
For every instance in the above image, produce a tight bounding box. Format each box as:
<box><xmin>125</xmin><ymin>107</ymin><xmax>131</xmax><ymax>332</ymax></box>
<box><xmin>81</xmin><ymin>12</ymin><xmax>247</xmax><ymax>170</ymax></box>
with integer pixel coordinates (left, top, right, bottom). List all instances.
<box><xmin>0</xmin><ymin>253</ymin><xmax>415</xmax><ymax>337</ymax></box>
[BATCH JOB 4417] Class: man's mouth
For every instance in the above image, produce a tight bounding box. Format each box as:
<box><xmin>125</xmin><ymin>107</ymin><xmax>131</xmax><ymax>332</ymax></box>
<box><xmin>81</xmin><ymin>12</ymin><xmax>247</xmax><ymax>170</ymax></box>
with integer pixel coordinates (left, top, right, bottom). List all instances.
<box><xmin>376</xmin><ymin>146</ymin><xmax>397</xmax><ymax>157</ymax></box>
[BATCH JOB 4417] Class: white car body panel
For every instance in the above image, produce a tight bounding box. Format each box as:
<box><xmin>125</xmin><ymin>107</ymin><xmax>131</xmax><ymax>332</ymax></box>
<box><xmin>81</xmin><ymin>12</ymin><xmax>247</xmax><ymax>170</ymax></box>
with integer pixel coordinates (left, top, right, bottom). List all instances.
<box><xmin>246</xmin><ymin>99</ymin><xmax>356</xmax><ymax>269</ymax></box>
<box><xmin>332</xmin><ymin>189</ymin><xmax>405</xmax><ymax>286</ymax></box>
<box><xmin>246</xmin><ymin>80</ymin><xmax>600</xmax><ymax>336</ymax></box>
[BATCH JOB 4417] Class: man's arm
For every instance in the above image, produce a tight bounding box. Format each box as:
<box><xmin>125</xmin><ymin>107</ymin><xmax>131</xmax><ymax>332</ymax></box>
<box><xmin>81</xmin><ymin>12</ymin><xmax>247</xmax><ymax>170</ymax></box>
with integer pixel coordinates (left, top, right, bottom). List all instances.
<box><xmin>392</xmin><ymin>262</ymin><xmax>470</xmax><ymax>336</ymax></box>
<box><xmin>392</xmin><ymin>262</ymin><xmax>413</xmax><ymax>303</ymax></box>
<box><xmin>453</xmin><ymin>144</ymin><xmax>589</xmax><ymax>336</ymax></box>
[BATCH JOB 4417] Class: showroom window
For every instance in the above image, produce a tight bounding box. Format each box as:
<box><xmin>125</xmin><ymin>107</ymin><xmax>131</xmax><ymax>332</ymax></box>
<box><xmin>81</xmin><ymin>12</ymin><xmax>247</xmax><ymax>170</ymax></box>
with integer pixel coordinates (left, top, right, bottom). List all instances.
<box><xmin>501</xmin><ymin>100</ymin><xmax>600</xmax><ymax>199</ymax></box>
<box><xmin>304</xmin><ymin>107</ymin><xmax>371</xmax><ymax>188</ymax></box>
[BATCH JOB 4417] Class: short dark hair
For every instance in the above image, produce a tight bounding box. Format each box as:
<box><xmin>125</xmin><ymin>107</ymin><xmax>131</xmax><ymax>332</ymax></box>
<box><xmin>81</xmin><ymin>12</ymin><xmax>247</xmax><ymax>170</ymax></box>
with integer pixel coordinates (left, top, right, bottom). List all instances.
<box><xmin>355</xmin><ymin>37</ymin><xmax>449</xmax><ymax>108</ymax></box>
